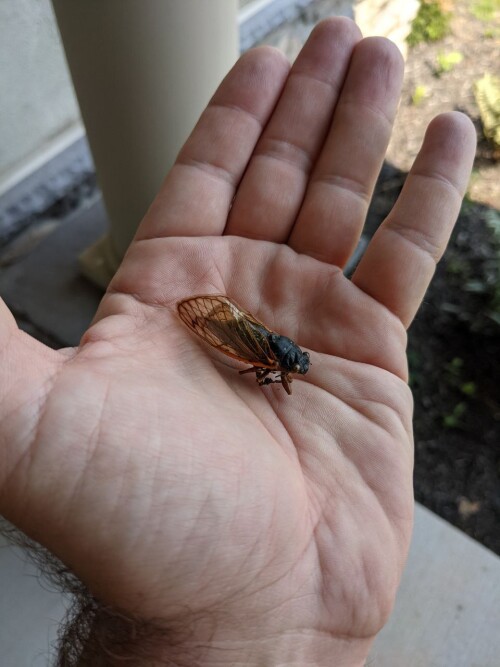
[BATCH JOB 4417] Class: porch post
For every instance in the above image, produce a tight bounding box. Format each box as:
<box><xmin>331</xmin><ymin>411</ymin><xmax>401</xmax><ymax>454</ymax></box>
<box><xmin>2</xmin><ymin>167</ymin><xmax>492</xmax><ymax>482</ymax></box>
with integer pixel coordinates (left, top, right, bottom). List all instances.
<box><xmin>51</xmin><ymin>0</ymin><xmax>239</xmax><ymax>288</ymax></box>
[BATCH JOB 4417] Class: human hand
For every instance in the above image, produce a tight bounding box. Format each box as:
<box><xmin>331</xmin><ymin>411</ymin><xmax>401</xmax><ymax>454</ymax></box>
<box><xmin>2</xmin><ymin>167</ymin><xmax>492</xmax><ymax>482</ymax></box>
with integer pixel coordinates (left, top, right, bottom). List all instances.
<box><xmin>0</xmin><ymin>18</ymin><xmax>476</xmax><ymax>666</ymax></box>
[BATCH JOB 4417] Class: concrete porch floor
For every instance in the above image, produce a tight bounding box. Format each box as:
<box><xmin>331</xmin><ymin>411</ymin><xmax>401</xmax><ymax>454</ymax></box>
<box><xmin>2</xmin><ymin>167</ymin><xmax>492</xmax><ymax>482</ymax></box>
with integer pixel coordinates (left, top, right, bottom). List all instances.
<box><xmin>0</xmin><ymin>197</ymin><xmax>500</xmax><ymax>665</ymax></box>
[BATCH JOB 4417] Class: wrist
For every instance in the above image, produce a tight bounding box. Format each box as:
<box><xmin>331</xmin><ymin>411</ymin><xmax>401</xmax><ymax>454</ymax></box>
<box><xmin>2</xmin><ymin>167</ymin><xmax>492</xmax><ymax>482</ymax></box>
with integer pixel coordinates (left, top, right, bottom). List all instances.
<box><xmin>155</xmin><ymin>623</ymin><xmax>374</xmax><ymax>667</ymax></box>
<box><xmin>73</xmin><ymin>605</ymin><xmax>374</xmax><ymax>666</ymax></box>
<box><xmin>193</xmin><ymin>638</ymin><xmax>371</xmax><ymax>667</ymax></box>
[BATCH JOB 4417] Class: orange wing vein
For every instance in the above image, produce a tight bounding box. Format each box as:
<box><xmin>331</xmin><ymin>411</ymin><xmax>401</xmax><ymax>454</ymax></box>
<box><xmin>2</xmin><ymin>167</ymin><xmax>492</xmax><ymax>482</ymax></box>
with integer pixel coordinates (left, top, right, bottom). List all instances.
<box><xmin>177</xmin><ymin>295</ymin><xmax>278</xmax><ymax>369</ymax></box>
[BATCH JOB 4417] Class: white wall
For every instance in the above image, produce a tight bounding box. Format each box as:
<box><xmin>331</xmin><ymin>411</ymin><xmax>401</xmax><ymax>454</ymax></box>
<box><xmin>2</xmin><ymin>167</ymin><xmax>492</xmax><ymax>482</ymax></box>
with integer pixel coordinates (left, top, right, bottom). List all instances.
<box><xmin>0</xmin><ymin>0</ymin><xmax>82</xmax><ymax>194</ymax></box>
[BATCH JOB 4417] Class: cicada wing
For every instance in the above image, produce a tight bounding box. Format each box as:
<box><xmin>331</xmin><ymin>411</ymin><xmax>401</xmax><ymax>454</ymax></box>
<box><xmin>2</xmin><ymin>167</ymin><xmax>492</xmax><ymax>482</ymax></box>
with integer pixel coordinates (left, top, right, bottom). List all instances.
<box><xmin>177</xmin><ymin>295</ymin><xmax>277</xmax><ymax>368</ymax></box>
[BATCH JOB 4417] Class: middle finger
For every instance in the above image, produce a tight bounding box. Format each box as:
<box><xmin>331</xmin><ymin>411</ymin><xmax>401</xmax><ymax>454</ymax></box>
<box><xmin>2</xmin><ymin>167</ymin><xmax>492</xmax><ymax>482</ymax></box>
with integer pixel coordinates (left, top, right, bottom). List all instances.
<box><xmin>288</xmin><ymin>36</ymin><xmax>404</xmax><ymax>267</ymax></box>
<box><xmin>224</xmin><ymin>18</ymin><xmax>362</xmax><ymax>242</ymax></box>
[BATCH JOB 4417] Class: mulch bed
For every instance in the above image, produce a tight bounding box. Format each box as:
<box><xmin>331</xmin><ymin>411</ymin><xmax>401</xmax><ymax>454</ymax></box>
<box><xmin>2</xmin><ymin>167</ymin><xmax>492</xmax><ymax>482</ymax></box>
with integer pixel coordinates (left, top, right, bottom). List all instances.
<box><xmin>367</xmin><ymin>163</ymin><xmax>500</xmax><ymax>555</ymax></box>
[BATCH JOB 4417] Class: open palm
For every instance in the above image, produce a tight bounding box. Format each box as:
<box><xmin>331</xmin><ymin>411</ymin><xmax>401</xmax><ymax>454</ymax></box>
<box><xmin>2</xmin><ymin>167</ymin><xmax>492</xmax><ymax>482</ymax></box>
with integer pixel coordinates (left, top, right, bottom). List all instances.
<box><xmin>0</xmin><ymin>19</ymin><xmax>475</xmax><ymax>665</ymax></box>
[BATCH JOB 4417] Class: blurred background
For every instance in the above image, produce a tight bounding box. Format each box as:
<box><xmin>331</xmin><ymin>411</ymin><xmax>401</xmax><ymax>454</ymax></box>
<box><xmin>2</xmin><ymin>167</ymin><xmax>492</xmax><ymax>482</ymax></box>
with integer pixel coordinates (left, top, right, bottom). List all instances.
<box><xmin>0</xmin><ymin>1</ymin><xmax>499</xmax><ymax>665</ymax></box>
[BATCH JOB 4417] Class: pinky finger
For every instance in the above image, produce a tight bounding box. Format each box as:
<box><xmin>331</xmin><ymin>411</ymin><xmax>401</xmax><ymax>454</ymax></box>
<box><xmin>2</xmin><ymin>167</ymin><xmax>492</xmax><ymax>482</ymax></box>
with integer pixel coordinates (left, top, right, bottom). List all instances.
<box><xmin>352</xmin><ymin>112</ymin><xmax>476</xmax><ymax>328</ymax></box>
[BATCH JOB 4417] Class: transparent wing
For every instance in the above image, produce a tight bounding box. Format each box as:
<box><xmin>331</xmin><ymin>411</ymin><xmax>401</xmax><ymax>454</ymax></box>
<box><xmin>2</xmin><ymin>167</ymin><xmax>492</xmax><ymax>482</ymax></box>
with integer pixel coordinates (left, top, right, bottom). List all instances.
<box><xmin>177</xmin><ymin>295</ymin><xmax>278</xmax><ymax>368</ymax></box>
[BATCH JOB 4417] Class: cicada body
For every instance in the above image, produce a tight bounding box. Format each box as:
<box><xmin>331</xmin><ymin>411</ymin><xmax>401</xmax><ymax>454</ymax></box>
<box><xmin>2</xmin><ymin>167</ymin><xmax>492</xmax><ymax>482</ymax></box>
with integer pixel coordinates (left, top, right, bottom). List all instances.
<box><xmin>177</xmin><ymin>295</ymin><xmax>310</xmax><ymax>395</ymax></box>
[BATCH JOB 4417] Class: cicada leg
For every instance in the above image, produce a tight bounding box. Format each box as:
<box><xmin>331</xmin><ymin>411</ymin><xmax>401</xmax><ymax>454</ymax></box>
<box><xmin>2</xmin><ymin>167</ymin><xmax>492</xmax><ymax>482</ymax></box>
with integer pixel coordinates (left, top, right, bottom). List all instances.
<box><xmin>239</xmin><ymin>366</ymin><xmax>262</xmax><ymax>376</ymax></box>
<box><xmin>239</xmin><ymin>367</ymin><xmax>272</xmax><ymax>385</ymax></box>
<box><xmin>258</xmin><ymin>372</ymin><xmax>293</xmax><ymax>395</ymax></box>
<box><xmin>256</xmin><ymin>369</ymin><xmax>273</xmax><ymax>385</ymax></box>
<box><xmin>239</xmin><ymin>367</ymin><xmax>292</xmax><ymax>394</ymax></box>
<box><xmin>280</xmin><ymin>373</ymin><xmax>292</xmax><ymax>395</ymax></box>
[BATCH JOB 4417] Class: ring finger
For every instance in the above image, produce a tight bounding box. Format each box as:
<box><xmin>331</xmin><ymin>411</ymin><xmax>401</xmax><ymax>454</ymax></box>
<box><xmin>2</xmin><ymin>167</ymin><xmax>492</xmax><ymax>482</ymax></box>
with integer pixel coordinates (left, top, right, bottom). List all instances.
<box><xmin>288</xmin><ymin>36</ymin><xmax>404</xmax><ymax>267</ymax></box>
<box><xmin>225</xmin><ymin>18</ymin><xmax>362</xmax><ymax>242</ymax></box>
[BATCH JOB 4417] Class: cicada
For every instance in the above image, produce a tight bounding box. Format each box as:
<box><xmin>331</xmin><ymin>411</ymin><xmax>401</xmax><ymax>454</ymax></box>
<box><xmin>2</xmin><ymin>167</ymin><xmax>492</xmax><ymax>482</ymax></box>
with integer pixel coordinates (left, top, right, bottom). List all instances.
<box><xmin>177</xmin><ymin>295</ymin><xmax>310</xmax><ymax>395</ymax></box>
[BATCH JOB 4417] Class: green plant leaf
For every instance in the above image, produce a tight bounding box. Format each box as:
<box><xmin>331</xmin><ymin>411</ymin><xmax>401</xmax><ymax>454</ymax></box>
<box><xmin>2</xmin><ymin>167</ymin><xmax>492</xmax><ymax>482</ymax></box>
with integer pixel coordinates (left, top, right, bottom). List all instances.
<box><xmin>407</xmin><ymin>1</ymin><xmax>451</xmax><ymax>46</ymax></box>
<box><xmin>412</xmin><ymin>84</ymin><xmax>429</xmax><ymax>105</ymax></box>
<box><xmin>460</xmin><ymin>382</ymin><xmax>477</xmax><ymax>396</ymax></box>
<box><xmin>435</xmin><ymin>51</ymin><xmax>464</xmax><ymax>74</ymax></box>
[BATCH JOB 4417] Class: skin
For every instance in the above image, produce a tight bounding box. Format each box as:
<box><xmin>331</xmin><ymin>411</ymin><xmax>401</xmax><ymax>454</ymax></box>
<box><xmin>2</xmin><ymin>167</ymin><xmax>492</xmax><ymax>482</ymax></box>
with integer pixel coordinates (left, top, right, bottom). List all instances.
<box><xmin>0</xmin><ymin>19</ymin><xmax>476</xmax><ymax>666</ymax></box>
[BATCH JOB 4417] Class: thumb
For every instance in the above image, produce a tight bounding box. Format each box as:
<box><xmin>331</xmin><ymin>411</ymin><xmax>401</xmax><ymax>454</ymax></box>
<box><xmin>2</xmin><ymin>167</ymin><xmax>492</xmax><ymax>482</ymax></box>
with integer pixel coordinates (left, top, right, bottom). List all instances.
<box><xmin>0</xmin><ymin>298</ymin><xmax>64</xmax><ymax>518</ymax></box>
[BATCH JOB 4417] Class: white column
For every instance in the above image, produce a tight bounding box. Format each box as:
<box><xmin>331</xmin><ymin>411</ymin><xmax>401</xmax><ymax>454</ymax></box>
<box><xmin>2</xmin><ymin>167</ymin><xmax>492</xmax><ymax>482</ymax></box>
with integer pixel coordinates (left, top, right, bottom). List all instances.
<box><xmin>51</xmin><ymin>0</ymin><xmax>239</xmax><ymax>287</ymax></box>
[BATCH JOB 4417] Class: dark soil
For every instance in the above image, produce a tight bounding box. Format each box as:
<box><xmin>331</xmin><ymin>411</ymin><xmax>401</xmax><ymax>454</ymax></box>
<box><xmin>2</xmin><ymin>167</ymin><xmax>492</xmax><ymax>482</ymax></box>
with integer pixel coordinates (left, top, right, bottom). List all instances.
<box><xmin>367</xmin><ymin>162</ymin><xmax>500</xmax><ymax>556</ymax></box>
<box><xmin>411</xmin><ymin>203</ymin><xmax>500</xmax><ymax>556</ymax></box>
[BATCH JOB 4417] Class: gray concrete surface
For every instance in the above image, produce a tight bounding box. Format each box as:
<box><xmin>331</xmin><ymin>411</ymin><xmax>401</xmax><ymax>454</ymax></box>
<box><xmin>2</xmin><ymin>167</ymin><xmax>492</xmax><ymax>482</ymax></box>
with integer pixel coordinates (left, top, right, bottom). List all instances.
<box><xmin>0</xmin><ymin>196</ymin><xmax>104</xmax><ymax>347</ymax></box>
<box><xmin>0</xmin><ymin>534</ymin><xmax>67</xmax><ymax>667</ymax></box>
